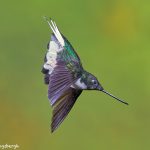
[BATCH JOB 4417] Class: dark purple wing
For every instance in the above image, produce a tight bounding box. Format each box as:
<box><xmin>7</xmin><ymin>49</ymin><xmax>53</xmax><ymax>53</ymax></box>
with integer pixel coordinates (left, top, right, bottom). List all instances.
<box><xmin>48</xmin><ymin>61</ymin><xmax>78</xmax><ymax>106</ymax></box>
<box><xmin>51</xmin><ymin>88</ymin><xmax>82</xmax><ymax>132</ymax></box>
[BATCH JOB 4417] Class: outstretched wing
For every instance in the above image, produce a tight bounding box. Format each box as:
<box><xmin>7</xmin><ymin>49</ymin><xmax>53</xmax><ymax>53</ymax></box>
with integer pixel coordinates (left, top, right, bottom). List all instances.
<box><xmin>42</xmin><ymin>18</ymin><xmax>83</xmax><ymax>105</ymax></box>
<box><xmin>51</xmin><ymin>88</ymin><xmax>82</xmax><ymax>132</ymax></box>
<box><xmin>48</xmin><ymin>61</ymin><xmax>79</xmax><ymax>106</ymax></box>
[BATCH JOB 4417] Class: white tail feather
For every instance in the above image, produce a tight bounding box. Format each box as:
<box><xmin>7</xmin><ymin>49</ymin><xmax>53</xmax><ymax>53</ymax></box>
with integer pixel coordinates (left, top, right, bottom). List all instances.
<box><xmin>45</xmin><ymin>17</ymin><xmax>64</xmax><ymax>46</ymax></box>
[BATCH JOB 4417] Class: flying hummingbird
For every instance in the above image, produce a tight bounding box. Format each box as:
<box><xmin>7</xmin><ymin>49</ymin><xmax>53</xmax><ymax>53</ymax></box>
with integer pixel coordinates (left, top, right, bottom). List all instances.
<box><xmin>42</xmin><ymin>18</ymin><xmax>128</xmax><ymax>133</ymax></box>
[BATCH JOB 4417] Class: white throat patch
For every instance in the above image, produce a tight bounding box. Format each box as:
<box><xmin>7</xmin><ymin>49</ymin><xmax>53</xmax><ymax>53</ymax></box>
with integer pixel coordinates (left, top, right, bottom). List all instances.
<box><xmin>73</xmin><ymin>78</ymin><xmax>87</xmax><ymax>89</ymax></box>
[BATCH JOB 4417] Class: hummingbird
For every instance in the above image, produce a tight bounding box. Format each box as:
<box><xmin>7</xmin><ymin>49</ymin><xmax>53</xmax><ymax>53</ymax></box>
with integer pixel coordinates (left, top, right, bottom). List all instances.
<box><xmin>42</xmin><ymin>18</ymin><xmax>128</xmax><ymax>133</ymax></box>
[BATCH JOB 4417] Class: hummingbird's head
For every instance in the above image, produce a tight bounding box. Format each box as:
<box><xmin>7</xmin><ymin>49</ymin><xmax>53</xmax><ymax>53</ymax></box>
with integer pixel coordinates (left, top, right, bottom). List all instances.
<box><xmin>85</xmin><ymin>72</ymin><xmax>128</xmax><ymax>105</ymax></box>
<box><xmin>85</xmin><ymin>73</ymin><xmax>103</xmax><ymax>91</ymax></box>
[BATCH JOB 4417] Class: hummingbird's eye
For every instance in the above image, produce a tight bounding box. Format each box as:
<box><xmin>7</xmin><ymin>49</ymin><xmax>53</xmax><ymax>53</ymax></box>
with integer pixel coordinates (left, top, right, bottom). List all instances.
<box><xmin>92</xmin><ymin>80</ymin><xmax>97</xmax><ymax>85</ymax></box>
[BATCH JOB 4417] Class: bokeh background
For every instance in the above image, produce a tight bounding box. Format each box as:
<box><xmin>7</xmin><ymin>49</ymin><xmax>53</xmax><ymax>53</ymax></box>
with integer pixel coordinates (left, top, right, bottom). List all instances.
<box><xmin>0</xmin><ymin>0</ymin><xmax>150</xmax><ymax>149</ymax></box>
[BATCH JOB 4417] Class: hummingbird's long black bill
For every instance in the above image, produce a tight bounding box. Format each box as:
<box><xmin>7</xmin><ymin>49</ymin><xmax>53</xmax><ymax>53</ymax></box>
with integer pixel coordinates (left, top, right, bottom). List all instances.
<box><xmin>101</xmin><ymin>89</ymin><xmax>128</xmax><ymax>105</ymax></box>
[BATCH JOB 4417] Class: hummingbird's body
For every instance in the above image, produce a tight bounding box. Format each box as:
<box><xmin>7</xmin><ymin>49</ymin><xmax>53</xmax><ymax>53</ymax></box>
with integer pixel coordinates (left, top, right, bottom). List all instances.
<box><xmin>42</xmin><ymin>18</ymin><xmax>128</xmax><ymax>132</ymax></box>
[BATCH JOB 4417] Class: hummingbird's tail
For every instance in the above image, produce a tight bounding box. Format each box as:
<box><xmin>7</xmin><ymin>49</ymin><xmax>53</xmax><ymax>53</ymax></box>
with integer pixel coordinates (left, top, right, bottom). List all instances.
<box><xmin>101</xmin><ymin>89</ymin><xmax>128</xmax><ymax>105</ymax></box>
<box><xmin>43</xmin><ymin>16</ymin><xmax>65</xmax><ymax>46</ymax></box>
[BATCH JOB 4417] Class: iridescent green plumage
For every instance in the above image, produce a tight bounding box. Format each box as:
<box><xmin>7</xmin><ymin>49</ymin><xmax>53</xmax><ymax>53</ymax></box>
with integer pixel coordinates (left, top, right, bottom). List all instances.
<box><xmin>65</xmin><ymin>41</ymin><xmax>78</xmax><ymax>60</ymax></box>
<box><xmin>57</xmin><ymin>34</ymin><xmax>83</xmax><ymax>78</ymax></box>
<box><xmin>60</xmin><ymin>35</ymin><xmax>82</xmax><ymax>66</ymax></box>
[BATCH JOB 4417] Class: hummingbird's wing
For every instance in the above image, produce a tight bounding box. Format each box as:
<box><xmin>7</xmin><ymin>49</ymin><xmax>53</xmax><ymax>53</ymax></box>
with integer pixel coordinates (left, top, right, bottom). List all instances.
<box><xmin>51</xmin><ymin>88</ymin><xmax>82</xmax><ymax>132</ymax></box>
<box><xmin>42</xmin><ymin>19</ymin><xmax>83</xmax><ymax>106</ymax></box>
<box><xmin>48</xmin><ymin>61</ymin><xmax>80</xmax><ymax>105</ymax></box>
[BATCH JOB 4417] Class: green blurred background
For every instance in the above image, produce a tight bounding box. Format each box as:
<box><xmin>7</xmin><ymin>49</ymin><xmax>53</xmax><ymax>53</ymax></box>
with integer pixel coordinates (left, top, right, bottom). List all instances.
<box><xmin>0</xmin><ymin>0</ymin><xmax>150</xmax><ymax>149</ymax></box>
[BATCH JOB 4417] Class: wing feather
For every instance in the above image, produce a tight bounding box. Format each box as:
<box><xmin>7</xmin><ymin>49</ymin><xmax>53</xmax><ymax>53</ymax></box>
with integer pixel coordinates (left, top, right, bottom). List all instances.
<box><xmin>51</xmin><ymin>88</ymin><xmax>82</xmax><ymax>132</ymax></box>
<box><xmin>48</xmin><ymin>62</ymin><xmax>78</xmax><ymax>106</ymax></box>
